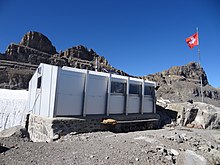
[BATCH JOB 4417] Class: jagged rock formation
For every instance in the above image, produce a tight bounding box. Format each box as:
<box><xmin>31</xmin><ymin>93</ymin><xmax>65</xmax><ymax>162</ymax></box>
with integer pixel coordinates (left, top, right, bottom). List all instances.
<box><xmin>20</xmin><ymin>31</ymin><xmax>57</xmax><ymax>55</ymax></box>
<box><xmin>0</xmin><ymin>31</ymin><xmax>128</xmax><ymax>89</ymax></box>
<box><xmin>0</xmin><ymin>60</ymin><xmax>37</xmax><ymax>89</ymax></box>
<box><xmin>5</xmin><ymin>31</ymin><xmax>56</xmax><ymax>64</ymax></box>
<box><xmin>145</xmin><ymin>62</ymin><xmax>208</xmax><ymax>86</ymax></box>
<box><xmin>6</xmin><ymin>43</ymin><xmax>52</xmax><ymax>64</ymax></box>
<box><xmin>144</xmin><ymin>62</ymin><xmax>220</xmax><ymax>107</ymax></box>
<box><xmin>50</xmin><ymin>45</ymin><xmax>128</xmax><ymax>75</ymax></box>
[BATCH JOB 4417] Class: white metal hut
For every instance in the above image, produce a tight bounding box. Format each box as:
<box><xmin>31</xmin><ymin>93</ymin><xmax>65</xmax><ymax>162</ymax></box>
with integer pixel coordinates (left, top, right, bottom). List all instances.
<box><xmin>28</xmin><ymin>63</ymin><xmax>156</xmax><ymax>117</ymax></box>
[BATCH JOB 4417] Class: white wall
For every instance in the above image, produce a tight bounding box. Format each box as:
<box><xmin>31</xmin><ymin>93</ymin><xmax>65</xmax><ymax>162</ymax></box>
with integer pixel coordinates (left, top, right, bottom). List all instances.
<box><xmin>28</xmin><ymin>64</ymin><xmax>58</xmax><ymax>117</ymax></box>
<box><xmin>28</xmin><ymin>69</ymin><xmax>38</xmax><ymax>114</ymax></box>
<box><xmin>55</xmin><ymin>69</ymin><xmax>86</xmax><ymax>116</ymax></box>
<box><xmin>109</xmin><ymin>95</ymin><xmax>125</xmax><ymax>114</ymax></box>
<box><xmin>128</xmin><ymin>96</ymin><xmax>140</xmax><ymax>114</ymax></box>
<box><xmin>39</xmin><ymin>64</ymin><xmax>58</xmax><ymax>117</ymax></box>
<box><xmin>143</xmin><ymin>97</ymin><xmax>154</xmax><ymax>113</ymax></box>
<box><xmin>86</xmin><ymin>74</ymin><xmax>108</xmax><ymax>114</ymax></box>
<box><xmin>28</xmin><ymin>64</ymin><xmax>157</xmax><ymax>117</ymax></box>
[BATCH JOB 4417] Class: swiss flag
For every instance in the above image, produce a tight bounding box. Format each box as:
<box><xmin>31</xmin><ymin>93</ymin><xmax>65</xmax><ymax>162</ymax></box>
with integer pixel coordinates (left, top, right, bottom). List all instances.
<box><xmin>186</xmin><ymin>32</ymin><xmax>199</xmax><ymax>49</ymax></box>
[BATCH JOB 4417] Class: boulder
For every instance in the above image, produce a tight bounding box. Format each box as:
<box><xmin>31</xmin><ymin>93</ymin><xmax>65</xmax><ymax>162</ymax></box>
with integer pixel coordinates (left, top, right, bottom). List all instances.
<box><xmin>0</xmin><ymin>125</ymin><xmax>29</xmax><ymax>139</ymax></box>
<box><xmin>164</xmin><ymin>101</ymin><xmax>220</xmax><ymax>129</ymax></box>
<box><xmin>184</xmin><ymin>150</ymin><xmax>207</xmax><ymax>165</ymax></box>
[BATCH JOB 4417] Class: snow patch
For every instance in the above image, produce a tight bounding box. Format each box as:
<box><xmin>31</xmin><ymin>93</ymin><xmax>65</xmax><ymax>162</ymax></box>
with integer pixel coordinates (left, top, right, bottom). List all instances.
<box><xmin>0</xmin><ymin>89</ymin><xmax>28</xmax><ymax>131</ymax></box>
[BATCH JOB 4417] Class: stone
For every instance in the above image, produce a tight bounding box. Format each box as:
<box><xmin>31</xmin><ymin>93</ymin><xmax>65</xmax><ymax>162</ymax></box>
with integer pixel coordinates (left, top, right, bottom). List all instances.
<box><xmin>170</xmin><ymin>149</ymin><xmax>179</xmax><ymax>156</ymax></box>
<box><xmin>165</xmin><ymin>155</ymin><xmax>172</xmax><ymax>161</ymax></box>
<box><xmin>0</xmin><ymin>125</ymin><xmax>29</xmax><ymax>139</ymax></box>
<box><xmin>186</xmin><ymin>123</ymin><xmax>194</xmax><ymax>128</ymax></box>
<box><xmin>185</xmin><ymin>108</ymin><xmax>198</xmax><ymax>126</ymax></box>
<box><xmin>198</xmin><ymin>144</ymin><xmax>210</xmax><ymax>152</ymax></box>
<box><xmin>184</xmin><ymin>150</ymin><xmax>207</xmax><ymax>165</ymax></box>
<box><xmin>162</xmin><ymin>101</ymin><xmax>220</xmax><ymax>130</ymax></box>
<box><xmin>135</xmin><ymin>158</ymin><xmax>139</xmax><ymax>161</ymax></box>
<box><xmin>51</xmin><ymin>134</ymin><xmax>60</xmax><ymax>141</ymax></box>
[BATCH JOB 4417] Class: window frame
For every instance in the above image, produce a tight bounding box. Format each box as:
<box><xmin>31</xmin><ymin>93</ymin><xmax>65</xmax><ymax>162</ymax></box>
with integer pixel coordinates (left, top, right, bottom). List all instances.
<box><xmin>129</xmin><ymin>83</ymin><xmax>141</xmax><ymax>95</ymax></box>
<box><xmin>110</xmin><ymin>81</ymin><xmax>126</xmax><ymax>95</ymax></box>
<box><xmin>144</xmin><ymin>85</ymin><xmax>155</xmax><ymax>97</ymax></box>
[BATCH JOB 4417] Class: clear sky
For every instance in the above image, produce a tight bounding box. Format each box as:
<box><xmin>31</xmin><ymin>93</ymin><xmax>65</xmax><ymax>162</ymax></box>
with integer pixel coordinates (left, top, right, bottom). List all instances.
<box><xmin>1</xmin><ymin>0</ymin><xmax>220</xmax><ymax>87</ymax></box>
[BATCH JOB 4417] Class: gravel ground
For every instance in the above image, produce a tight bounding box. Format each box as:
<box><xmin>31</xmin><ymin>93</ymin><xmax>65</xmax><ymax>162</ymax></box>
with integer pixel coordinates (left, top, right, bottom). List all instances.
<box><xmin>1</xmin><ymin>126</ymin><xmax>220</xmax><ymax>165</ymax></box>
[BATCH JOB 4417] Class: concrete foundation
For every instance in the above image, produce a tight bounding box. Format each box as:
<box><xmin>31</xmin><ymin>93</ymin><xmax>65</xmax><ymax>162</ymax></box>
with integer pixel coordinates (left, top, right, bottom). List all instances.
<box><xmin>28</xmin><ymin>114</ymin><xmax>160</xmax><ymax>142</ymax></box>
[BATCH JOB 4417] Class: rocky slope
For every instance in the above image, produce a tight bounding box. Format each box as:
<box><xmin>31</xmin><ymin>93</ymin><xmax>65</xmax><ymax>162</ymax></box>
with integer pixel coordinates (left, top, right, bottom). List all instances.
<box><xmin>144</xmin><ymin>62</ymin><xmax>220</xmax><ymax>107</ymax></box>
<box><xmin>1</xmin><ymin>126</ymin><xmax>220</xmax><ymax>165</ymax></box>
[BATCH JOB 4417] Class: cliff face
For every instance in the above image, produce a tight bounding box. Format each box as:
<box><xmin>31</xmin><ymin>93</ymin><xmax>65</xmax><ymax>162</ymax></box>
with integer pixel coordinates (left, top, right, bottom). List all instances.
<box><xmin>0</xmin><ymin>31</ymin><xmax>128</xmax><ymax>89</ymax></box>
<box><xmin>144</xmin><ymin>62</ymin><xmax>220</xmax><ymax>107</ymax></box>
<box><xmin>19</xmin><ymin>31</ymin><xmax>57</xmax><ymax>55</ymax></box>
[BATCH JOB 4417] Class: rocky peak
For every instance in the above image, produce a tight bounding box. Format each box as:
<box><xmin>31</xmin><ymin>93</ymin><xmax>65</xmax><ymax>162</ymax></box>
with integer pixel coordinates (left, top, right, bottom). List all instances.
<box><xmin>144</xmin><ymin>62</ymin><xmax>220</xmax><ymax>107</ymax></box>
<box><xmin>20</xmin><ymin>31</ymin><xmax>57</xmax><ymax>54</ymax></box>
<box><xmin>164</xmin><ymin>62</ymin><xmax>208</xmax><ymax>85</ymax></box>
<box><xmin>146</xmin><ymin>62</ymin><xmax>208</xmax><ymax>86</ymax></box>
<box><xmin>61</xmin><ymin>45</ymin><xmax>96</xmax><ymax>61</ymax></box>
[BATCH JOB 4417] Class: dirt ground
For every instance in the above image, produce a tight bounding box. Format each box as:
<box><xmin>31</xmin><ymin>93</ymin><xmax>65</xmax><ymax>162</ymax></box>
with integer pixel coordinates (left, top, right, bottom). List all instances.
<box><xmin>0</xmin><ymin>126</ymin><xmax>220</xmax><ymax>165</ymax></box>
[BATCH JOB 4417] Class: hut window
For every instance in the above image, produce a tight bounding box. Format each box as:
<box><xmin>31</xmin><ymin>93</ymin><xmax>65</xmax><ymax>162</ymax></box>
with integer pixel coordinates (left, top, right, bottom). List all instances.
<box><xmin>111</xmin><ymin>82</ymin><xmax>125</xmax><ymax>94</ymax></box>
<box><xmin>144</xmin><ymin>86</ymin><xmax>155</xmax><ymax>96</ymax></box>
<box><xmin>37</xmin><ymin>76</ymin><xmax>42</xmax><ymax>89</ymax></box>
<box><xmin>129</xmin><ymin>84</ymin><xmax>141</xmax><ymax>95</ymax></box>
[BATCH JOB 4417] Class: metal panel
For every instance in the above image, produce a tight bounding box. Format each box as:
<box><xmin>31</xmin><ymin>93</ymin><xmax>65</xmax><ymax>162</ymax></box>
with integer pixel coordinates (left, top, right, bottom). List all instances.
<box><xmin>40</xmin><ymin>64</ymin><xmax>52</xmax><ymax>117</ymax></box>
<box><xmin>128</xmin><ymin>96</ymin><xmax>140</xmax><ymax>113</ymax></box>
<box><xmin>86</xmin><ymin>74</ymin><xmax>107</xmax><ymax>114</ymax></box>
<box><xmin>28</xmin><ymin>71</ymin><xmax>38</xmax><ymax>114</ymax></box>
<box><xmin>82</xmin><ymin>70</ymin><xmax>89</xmax><ymax>116</ymax></box>
<box><xmin>140</xmin><ymin>79</ymin><xmax>145</xmax><ymax>114</ymax></box>
<box><xmin>106</xmin><ymin>74</ymin><xmax>111</xmax><ymax>116</ymax></box>
<box><xmin>28</xmin><ymin>63</ymin><xmax>157</xmax><ymax>117</ymax></box>
<box><xmin>48</xmin><ymin>66</ymin><xmax>58</xmax><ymax>117</ymax></box>
<box><xmin>56</xmin><ymin>69</ymin><xmax>85</xmax><ymax>116</ymax></box>
<box><xmin>109</xmin><ymin>95</ymin><xmax>125</xmax><ymax>114</ymax></box>
<box><xmin>143</xmin><ymin>96</ymin><xmax>154</xmax><ymax>113</ymax></box>
<box><xmin>125</xmin><ymin>77</ymin><xmax>129</xmax><ymax>115</ymax></box>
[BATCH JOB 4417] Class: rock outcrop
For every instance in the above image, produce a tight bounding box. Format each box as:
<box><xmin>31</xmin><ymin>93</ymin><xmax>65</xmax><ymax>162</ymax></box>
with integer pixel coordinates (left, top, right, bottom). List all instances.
<box><xmin>0</xmin><ymin>31</ymin><xmax>128</xmax><ymax>89</ymax></box>
<box><xmin>168</xmin><ymin>102</ymin><xmax>220</xmax><ymax>129</ymax></box>
<box><xmin>145</xmin><ymin>62</ymin><xmax>208</xmax><ymax>86</ymax></box>
<box><xmin>5</xmin><ymin>43</ymin><xmax>52</xmax><ymax>64</ymax></box>
<box><xmin>20</xmin><ymin>31</ymin><xmax>57</xmax><ymax>55</ymax></box>
<box><xmin>0</xmin><ymin>60</ymin><xmax>37</xmax><ymax>89</ymax></box>
<box><xmin>5</xmin><ymin>31</ymin><xmax>56</xmax><ymax>65</ymax></box>
<box><xmin>144</xmin><ymin>62</ymin><xmax>220</xmax><ymax>107</ymax></box>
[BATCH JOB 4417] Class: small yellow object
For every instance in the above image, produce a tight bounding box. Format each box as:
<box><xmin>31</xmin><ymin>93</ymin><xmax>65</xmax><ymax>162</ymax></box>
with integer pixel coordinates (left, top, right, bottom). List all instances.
<box><xmin>102</xmin><ymin>119</ymin><xmax>117</xmax><ymax>125</ymax></box>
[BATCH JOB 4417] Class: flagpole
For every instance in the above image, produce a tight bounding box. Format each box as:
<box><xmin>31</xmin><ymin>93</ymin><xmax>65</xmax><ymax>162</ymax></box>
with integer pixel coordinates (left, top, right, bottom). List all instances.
<box><xmin>196</xmin><ymin>27</ymin><xmax>204</xmax><ymax>103</ymax></box>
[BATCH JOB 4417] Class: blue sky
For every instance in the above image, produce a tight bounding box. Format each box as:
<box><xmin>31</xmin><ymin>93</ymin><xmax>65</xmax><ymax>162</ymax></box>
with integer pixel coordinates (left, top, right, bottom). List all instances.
<box><xmin>0</xmin><ymin>0</ymin><xmax>220</xmax><ymax>87</ymax></box>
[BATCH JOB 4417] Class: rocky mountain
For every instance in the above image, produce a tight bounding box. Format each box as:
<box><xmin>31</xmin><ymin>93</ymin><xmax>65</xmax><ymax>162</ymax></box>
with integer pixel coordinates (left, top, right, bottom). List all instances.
<box><xmin>0</xmin><ymin>31</ymin><xmax>219</xmax><ymax>107</ymax></box>
<box><xmin>144</xmin><ymin>62</ymin><xmax>220</xmax><ymax>107</ymax></box>
<box><xmin>0</xmin><ymin>31</ymin><xmax>128</xmax><ymax>89</ymax></box>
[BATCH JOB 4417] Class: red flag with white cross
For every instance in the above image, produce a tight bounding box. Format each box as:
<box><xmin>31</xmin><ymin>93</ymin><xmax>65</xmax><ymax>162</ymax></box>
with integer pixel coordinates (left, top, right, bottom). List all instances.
<box><xmin>186</xmin><ymin>32</ymin><xmax>199</xmax><ymax>49</ymax></box>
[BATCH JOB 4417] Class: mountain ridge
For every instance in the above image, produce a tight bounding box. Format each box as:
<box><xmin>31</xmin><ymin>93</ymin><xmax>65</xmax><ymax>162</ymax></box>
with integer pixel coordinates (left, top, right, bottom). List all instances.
<box><xmin>0</xmin><ymin>31</ymin><xmax>219</xmax><ymax>107</ymax></box>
